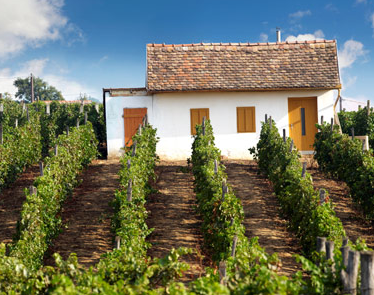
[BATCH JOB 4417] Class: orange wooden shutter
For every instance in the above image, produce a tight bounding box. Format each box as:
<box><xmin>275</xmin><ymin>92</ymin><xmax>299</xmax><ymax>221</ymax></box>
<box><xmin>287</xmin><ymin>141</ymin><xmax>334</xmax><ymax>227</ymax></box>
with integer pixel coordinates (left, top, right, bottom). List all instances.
<box><xmin>190</xmin><ymin>108</ymin><xmax>210</xmax><ymax>135</ymax></box>
<box><xmin>237</xmin><ymin>107</ymin><xmax>255</xmax><ymax>132</ymax></box>
<box><xmin>123</xmin><ymin>108</ymin><xmax>147</xmax><ymax>147</ymax></box>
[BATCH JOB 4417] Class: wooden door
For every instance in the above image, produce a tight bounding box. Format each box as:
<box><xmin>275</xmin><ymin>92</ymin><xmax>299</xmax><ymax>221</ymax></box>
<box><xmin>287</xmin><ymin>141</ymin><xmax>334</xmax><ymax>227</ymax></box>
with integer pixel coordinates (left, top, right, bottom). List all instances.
<box><xmin>288</xmin><ymin>97</ymin><xmax>317</xmax><ymax>151</ymax></box>
<box><xmin>123</xmin><ymin>108</ymin><xmax>147</xmax><ymax>147</ymax></box>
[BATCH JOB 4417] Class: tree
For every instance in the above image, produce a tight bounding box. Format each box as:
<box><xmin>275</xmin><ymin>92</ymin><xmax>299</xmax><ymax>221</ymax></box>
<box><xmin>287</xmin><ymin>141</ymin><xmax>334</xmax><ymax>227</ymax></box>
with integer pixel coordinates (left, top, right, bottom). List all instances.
<box><xmin>13</xmin><ymin>76</ymin><xmax>64</xmax><ymax>102</ymax></box>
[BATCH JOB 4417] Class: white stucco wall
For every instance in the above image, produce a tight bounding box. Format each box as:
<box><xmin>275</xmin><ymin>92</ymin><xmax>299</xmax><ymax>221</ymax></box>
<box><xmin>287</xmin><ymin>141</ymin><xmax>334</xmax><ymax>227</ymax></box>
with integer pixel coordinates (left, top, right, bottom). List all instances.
<box><xmin>106</xmin><ymin>90</ymin><xmax>336</xmax><ymax>160</ymax></box>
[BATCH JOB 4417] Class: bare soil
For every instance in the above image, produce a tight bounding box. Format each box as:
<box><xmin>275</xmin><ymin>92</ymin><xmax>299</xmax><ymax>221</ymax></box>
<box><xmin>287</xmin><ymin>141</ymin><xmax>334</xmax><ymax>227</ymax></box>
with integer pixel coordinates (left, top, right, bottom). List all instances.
<box><xmin>0</xmin><ymin>165</ymin><xmax>40</xmax><ymax>245</ymax></box>
<box><xmin>223</xmin><ymin>160</ymin><xmax>302</xmax><ymax>277</ymax></box>
<box><xmin>309</xmin><ymin>169</ymin><xmax>374</xmax><ymax>248</ymax></box>
<box><xmin>146</xmin><ymin>161</ymin><xmax>208</xmax><ymax>283</ymax></box>
<box><xmin>44</xmin><ymin>159</ymin><xmax>120</xmax><ymax>267</ymax></box>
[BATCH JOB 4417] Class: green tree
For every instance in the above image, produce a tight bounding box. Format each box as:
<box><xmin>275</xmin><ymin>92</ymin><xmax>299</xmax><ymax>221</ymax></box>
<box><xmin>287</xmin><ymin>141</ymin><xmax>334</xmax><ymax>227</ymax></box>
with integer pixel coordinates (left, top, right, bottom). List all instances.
<box><xmin>14</xmin><ymin>76</ymin><xmax>64</xmax><ymax>102</ymax></box>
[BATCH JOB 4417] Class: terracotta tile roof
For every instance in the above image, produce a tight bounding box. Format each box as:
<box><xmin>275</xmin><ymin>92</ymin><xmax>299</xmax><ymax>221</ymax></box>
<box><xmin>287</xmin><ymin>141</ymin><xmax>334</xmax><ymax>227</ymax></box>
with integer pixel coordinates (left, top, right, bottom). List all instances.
<box><xmin>146</xmin><ymin>40</ymin><xmax>341</xmax><ymax>92</ymax></box>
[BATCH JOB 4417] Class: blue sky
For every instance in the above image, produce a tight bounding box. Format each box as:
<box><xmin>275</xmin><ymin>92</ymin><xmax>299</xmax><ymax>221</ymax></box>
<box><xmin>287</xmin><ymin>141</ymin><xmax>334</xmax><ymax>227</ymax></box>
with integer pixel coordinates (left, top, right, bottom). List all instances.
<box><xmin>0</xmin><ymin>0</ymin><xmax>373</xmax><ymax>103</ymax></box>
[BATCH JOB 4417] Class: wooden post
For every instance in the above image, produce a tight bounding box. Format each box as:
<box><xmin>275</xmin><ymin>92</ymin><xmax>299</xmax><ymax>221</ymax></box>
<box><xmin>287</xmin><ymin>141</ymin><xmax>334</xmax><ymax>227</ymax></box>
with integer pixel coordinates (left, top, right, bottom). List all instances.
<box><xmin>222</xmin><ymin>180</ymin><xmax>228</xmax><ymax>202</ymax></box>
<box><xmin>80</xmin><ymin>103</ymin><xmax>84</xmax><ymax>114</ymax></box>
<box><xmin>331</xmin><ymin>118</ymin><xmax>334</xmax><ymax>132</ymax></box>
<box><xmin>343</xmin><ymin>237</ymin><xmax>349</xmax><ymax>247</ymax></box>
<box><xmin>115</xmin><ymin>236</ymin><xmax>121</xmax><ymax>249</ymax></box>
<box><xmin>326</xmin><ymin>240</ymin><xmax>335</xmax><ymax>271</ymax></box>
<box><xmin>219</xmin><ymin>261</ymin><xmax>227</xmax><ymax>286</ymax></box>
<box><xmin>231</xmin><ymin>235</ymin><xmax>238</xmax><ymax>257</ymax></box>
<box><xmin>341</xmin><ymin>245</ymin><xmax>350</xmax><ymax>268</ymax></box>
<box><xmin>321</xmin><ymin>115</ymin><xmax>324</xmax><ymax>124</ymax></box>
<box><xmin>84</xmin><ymin>112</ymin><xmax>88</xmax><ymax>124</ymax></box>
<box><xmin>351</xmin><ymin>127</ymin><xmax>355</xmax><ymax>140</ymax></box>
<box><xmin>76</xmin><ymin>118</ymin><xmax>80</xmax><ymax>128</ymax></box>
<box><xmin>15</xmin><ymin>118</ymin><xmax>18</xmax><ymax>128</ymax></box>
<box><xmin>265</xmin><ymin>114</ymin><xmax>268</xmax><ymax>123</ymax></box>
<box><xmin>269</xmin><ymin>116</ymin><xmax>272</xmax><ymax>128</ymax></box>
<box><xmin>361</xmin><ymin>251</ymin><xmax>374</xmax><ymax>295</ymax></box>
<box><xmin>317</xmin><ymin>237</ymin><xmax>326</xmax><ymax>253</ymax></box>
<box><xmin>368</xmin><ymin>100</ymin><xmax>371</xmax><ymax>116</ymax></box>
<box><xmin>26</xmin><ymin>107</ymin><xmax>29</xmax><ymax>122</ymax></box>
<box><xmin>66</xmin><ymin>126</ymin><xmax>69</xmax><ymax>136</ymax></box>
<box><xmin>29</xmin><ymin>186</ymin><xmax>37</xmax><ymax>195</ymax></box>
<box><xmin>214</xmin><ymin>159</ymin><xmax>218</xmax><ymax>174</ymax></box>
<box><xmin>46</xmin><ymin>104</ymin><xmax>50</xmax><ymax>115</ymax></box>
<box><xmin>132</xmin><ymin>141</ymin><xmax>137</xmax><ymax>157</ymax></box>
<box><xmin>319</xmin><ymin>189</ymin><xmax>326</xmax><ymax>204</ymax></box>
<box><xmin>202</xmin><ymin>116</ymin><xmax>206</xmax><ymax>135</ymax></box>
<box><xmin>31</xmin><ymin>74</ymin><xmax>34</xmax><ymax>103</ymax></box>
<box><xmin>0</xmin><ymin>103</ymin><xmax>3</xmax><ymax>113</ymax></box>
<box><xmin>138</xmin><ymin>124</ymin><xmax>142</xmax><ymax>135</ymax></box>
<box><xmin>127</xmin><ymin>179</ymin><xmax>132</xmax><ymax>202</ymax></box>
<box><xmin>301</xmin><ymin>162</ymin><xmax>307</xmax><ymax>178</ymax></box>
<box><xmin>341</xmin><ymin>249</ymin><xmax>359</xmax><ymax>295</ymax></box>
<box><xmin>95</xmin><ymin>104</ymin><xmax>99</xmax><ymax>113</ymax></box>
<box><xmin>39</xmin><ymin>161</ymin><xmax>43</xmax><ymax>176</ymax></box>
<box><xmin>54</xmin><ymin>145</ymin><xmax>58</xmax><ymax>156</ymax></box>
<box><xmin>144</xmin><ymin>113</ymin><xmax>148</xmax><ymax>125</ymax></box>
<box><xmin>363</xmin><ymin>139</ymin><xmax>366</xmax><ymax>152</ymax></box>
<box><xmin>289</xmin><ymin>139</ymin><xmax>294</xmax><ymax>153</ymax></box>
<box><xmin>283</xmin><ymin>129</ymin><xmax>286</xmax><ymax>143</ymax></box>
<box><xmin>127</xmin><ymin>159</ymin><xmax>131</xmax><ymax>169</ymax></box>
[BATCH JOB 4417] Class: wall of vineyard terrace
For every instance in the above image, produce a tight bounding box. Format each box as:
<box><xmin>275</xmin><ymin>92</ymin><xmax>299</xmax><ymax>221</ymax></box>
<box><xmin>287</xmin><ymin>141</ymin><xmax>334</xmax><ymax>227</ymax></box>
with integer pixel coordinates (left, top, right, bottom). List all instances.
<box><xmin>105</xmin><ymin>89</ymin><xmax>336</xmax><ymax>160</ymax></box>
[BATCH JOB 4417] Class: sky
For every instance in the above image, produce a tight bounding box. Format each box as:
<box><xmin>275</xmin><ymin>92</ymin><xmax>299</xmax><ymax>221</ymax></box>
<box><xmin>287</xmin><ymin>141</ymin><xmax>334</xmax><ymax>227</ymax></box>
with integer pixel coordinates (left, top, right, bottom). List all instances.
<box><xmin>0</xmin><ymin>0</ymin><xmax>373</xmax><ymax>103</ymax></box>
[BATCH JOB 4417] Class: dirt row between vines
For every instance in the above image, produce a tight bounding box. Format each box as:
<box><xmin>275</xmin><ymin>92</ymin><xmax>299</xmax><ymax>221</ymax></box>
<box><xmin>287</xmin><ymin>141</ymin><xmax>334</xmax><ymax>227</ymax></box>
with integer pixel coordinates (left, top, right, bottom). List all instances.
<box><xmin>309</xmin><ymin>169</ymin><xmax>374</xmax><ymax>249</ymax></box>
<box><xmin>146</xmin><ymin>161</ymin><xmax>208</xmax><ymax>283</ymax></box>
<box><xmin>223</xmin><ymin>160</ymin><xmax>302</xmax><ymax>277</ymax></box>
<box><xmin>0</xmin><ymin>165</ymin><xmax>40</xmax><ymax>245</ymax></box>
<box><xmin>45</xmin><ymin>159</ymin><xmax>120</xmax><ymax>267</ymax></box>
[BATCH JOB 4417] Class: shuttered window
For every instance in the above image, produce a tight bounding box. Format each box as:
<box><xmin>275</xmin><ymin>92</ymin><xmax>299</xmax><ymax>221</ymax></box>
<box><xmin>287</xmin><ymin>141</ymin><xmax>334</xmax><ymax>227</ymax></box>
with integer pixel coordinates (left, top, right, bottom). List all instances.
<box><xmin>237</xmin><ymin>107</ymin><xmax>256</xmax><ymax>133</ymax></box>
<box><xmin>190</xmin><ymin>108</ymin><xmax>209</xmax><ymax>135</ymax></box>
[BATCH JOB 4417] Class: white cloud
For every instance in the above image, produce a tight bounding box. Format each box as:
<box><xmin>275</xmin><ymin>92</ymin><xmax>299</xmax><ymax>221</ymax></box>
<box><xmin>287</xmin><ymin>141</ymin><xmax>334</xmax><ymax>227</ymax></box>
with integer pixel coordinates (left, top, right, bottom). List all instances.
<box><xmin>285</xmin><ymin>30</ymin><xmax>325</xmax><ymax>42</ymax></box>
<box><xmin>0</xmin><ymin>0</ymin><xmax>81</xmax><ymax>59</ymax></box>
<box><xmin>338</xmin><ymin>40</ymin><xmax>367</xmax><ymax>69</ymax></box>
<box><xmin>289</xmin><ymin>10</ymin><xmax>311</xmax><ymax>20</ymax></box>
<box><xmin>356</xmin><ymin>0</ymin><xmax>367</xmax><ymax>4</ymax></box>
<box><xmin>259</xmin><ymin>33</ymin><xmax>269</xmax><ymax>42</ymax></box>
<box><xmin>0</xmin><ymin>59</ymin><xmax>99</xmax><ymax>101</ymax></box>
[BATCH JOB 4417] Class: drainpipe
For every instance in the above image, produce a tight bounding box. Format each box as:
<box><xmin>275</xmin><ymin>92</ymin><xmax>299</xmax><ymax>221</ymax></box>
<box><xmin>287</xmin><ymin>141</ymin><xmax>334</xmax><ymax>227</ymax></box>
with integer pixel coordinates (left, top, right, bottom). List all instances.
<box><xmin>333</xmin><ymin>87</ymin><xmax>342</xmax><ymax>134</ymax></box>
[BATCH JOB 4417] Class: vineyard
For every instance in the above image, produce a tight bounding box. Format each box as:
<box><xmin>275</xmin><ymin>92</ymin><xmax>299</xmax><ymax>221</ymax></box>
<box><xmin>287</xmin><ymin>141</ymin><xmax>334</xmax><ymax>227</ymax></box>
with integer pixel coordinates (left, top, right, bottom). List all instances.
<box><xmin>1</xmin><ymin>100</ymin><xmax>374</xmax><ymax>294</ymax></box>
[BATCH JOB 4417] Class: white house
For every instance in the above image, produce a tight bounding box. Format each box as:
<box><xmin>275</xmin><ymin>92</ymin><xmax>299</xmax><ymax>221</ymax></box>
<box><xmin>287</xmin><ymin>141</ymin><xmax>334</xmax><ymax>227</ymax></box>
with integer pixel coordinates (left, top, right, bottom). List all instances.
<box><xmin>104</xmin><ymin>40</ymin><xmax>341</xmax><ymax>160</ymax></box>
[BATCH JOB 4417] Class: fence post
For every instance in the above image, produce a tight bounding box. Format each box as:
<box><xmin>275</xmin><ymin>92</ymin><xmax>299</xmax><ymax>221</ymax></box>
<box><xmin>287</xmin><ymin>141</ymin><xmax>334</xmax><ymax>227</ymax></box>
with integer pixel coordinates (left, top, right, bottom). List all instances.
<box><xmin>39</xmin><ymin>161</ymin><xmax>44</xmax><ymax>176</ymax></box>
<box><xmin>361</xmin><ymin>251</ymin><xmax>374</xmax><ymax>295</ymax></box>
<box><xmin>351</xmin><ymin>128</ymin><xmax>355</xmax><ymax>140</ymax></box>
<box><xmin>127</xmin><ymin>179</ymin><xmax>132</xmax><ymax>202</ymax></box>
<box><xmin>283</xmin><ymin>129</ymin><xmax>286</xmax><ymax>142</ymax></box>
<box><xmin>231</xmin><ymin>235</ymin><xmax>238</xmax><ymax>257</ymax></box>
<box><xmin>115</xmin><ymin>236</ymin><xmax>121</xmax><ymax>249</ymax></box>
<box><xmin>54</xmin><ymin>144</ymin><xmax>58</xmax><ymax>156</ymax></box>
<box><xmin>132</xmin><ymin>141</ymin><xmax>137</xmax><ymax>157</ymax></box>
<box><xmin>289</xmin><ymin>139</ymin><xmax>294</xmax><ymax>153</ymax></box>
<box><xmin>340</xmin><ymin>249</ymin><xmax>359</xmax><ymax>295</ymax></box>
<box><xmin>214</xmin><ymin>159</ymin><xmax>218</xmax><ymax>174</ymax></box>
<box><xmin>84</xmin><ymin>112</ymin><xmax>88</xmax><ymax>124</ymax></box>
<box><xmin>219</xmin><ymin>261</ymin><xmax>227</xmax><ymax>286</ymax></box>
<box><xmin>301</xmin><ymin>162</ymin><xmax>307</xmax><ymax>178</ymax></box>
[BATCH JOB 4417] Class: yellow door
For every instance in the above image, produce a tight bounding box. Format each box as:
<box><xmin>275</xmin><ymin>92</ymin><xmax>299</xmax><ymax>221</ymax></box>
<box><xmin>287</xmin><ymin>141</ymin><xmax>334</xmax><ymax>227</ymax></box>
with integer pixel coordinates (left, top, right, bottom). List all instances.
<box><xmin>288</xmin><ymin>97</ymin><xmax>318</xmax><ymax>151</ymax></box>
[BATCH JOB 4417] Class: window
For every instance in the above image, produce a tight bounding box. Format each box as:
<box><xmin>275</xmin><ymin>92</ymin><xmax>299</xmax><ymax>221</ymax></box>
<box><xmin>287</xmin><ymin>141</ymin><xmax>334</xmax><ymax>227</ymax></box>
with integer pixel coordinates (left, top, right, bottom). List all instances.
<box><xmin>237</xmin><ymin>107</ymin><xmax>256</xmax><ymax>133</ymax></box>
<box><xmin>190</xmin><ymin>108</ymin><xmax>209</xmax><ymax>135</ymax></box>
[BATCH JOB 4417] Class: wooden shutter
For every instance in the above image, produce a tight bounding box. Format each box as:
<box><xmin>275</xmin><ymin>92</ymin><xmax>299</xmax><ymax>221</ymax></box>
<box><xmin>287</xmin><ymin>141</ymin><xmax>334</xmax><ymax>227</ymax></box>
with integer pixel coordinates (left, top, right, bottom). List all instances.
<box><xmin>190</xmin><ymin>108</ymin><xmax>210</xmax><ymax>135</ymax></box>
<box><xmin>123</xmin><ymin>108</ymin><xmax>147</xmax><ymax>147</ymax></box>
<box><xmin>237</xmin><ymin>107</ymin><xmax>255</xmax><ymax>132</ymax></box>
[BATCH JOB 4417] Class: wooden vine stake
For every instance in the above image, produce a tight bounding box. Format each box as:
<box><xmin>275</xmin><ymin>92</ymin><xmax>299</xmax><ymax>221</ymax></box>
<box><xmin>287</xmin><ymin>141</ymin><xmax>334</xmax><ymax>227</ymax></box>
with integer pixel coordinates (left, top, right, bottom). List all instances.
<box><xmin>289</xmin><ymin>139</ymin><xmax>294</xmax><ymax>153</ymax></box>
<box><xmin>340</xmin><ymin>247</ymin><xmax>359</xmax><ymax>295</ymax></box>
<box><xmin>39</xmin><ymin>161</ymin><xmax>44</xmax><ymax>176</ymax></box>
<box><xmin>127</xmin><ymin>159</ymin><xmax>131</xmax><ymax>169</ymax></box>
<box><xmin>76</xmin><ymin>118</ymin><xmax>80</xmax><ymax>128</ymax></box>
<box><xmin>138</xmin><ymin>124</ymin><xmax>142</xmax><ymax>135</ymax></box>
<box><xmin>66</xmin><ymin>126</ymin><xmax>69</xmax><ymax>136</ymax></box>
<box><xmin>361</xmin><ymin>251</ymin><xmax>374</xmax><ymax>295</ymax></box>
<box><xmin>29</xmin><ymin>186</ymin><xmax>37</xmax><ymax>195</ymax></box>
<box><xmin>319</xmin><ymin>189</ymin><xmax>326</xmax><ymax>204</ymax></box>
<box><xmin>0</xmin><ymin>123</ymin><xmax>3</xmax><ymax>145</ymax></box>
<box><xmin>331</xmin><ymin>118</ymin><xmax>334</xmax><ymax>132</ymax></box>
<box><xmin>231</xmin><ymin>235</ymin><xmax>238</xmax><ymax>257</ymax></box>
<box><xmin>132</xmin><ymin>141</ymin><xmax>137</xmax><ymax>157</ymax></box>
<box><xmin>265</xmin><ymin>114</ymin><xmax>268</xmax><ymax>123</ymax></box>
<box><xmin>84</xmin><ymin>112</ymin><xmax>88</xmax><ymax>124</ymax></box>
<box><xmin>46</xmin><ymin>104</ymin><xmax>50</xmax><ymax>115</ymax></box>
<box><xmin>351</xmin><ymin>127</ymin><xmax>355</xmax><ymax>140</ymax></box>
<box><xmin>317</xmin><ymin>237</ymin><xmax>326</xmax><ymax>253</ymax></box>
<box><xmin>80</xmin><ymin>103</ymin><xmax>84</xmax><ymax>114</ymax></box>
<box><xmin>222</xmin><ymin>179</ymin><xmax>228</xmax><ymax>202</ymax></box>
<box><xmin>0</xmin><ymin>103</ymin><xmax>3</xmax><ymax>113</ymax></box>
<box><xmin>219</xmin><ymin>261</ymin><xmax>227</xmax><ymax>286</ymax></box>
<box><xmin>368</xmin><ymin>100</ymin><xmax>371</xmax><ymax>116</ymax></box>
<box><xmin>54</xmin><ymin>144</ymin><xmax>58</xmax><ymax>156</ymax></box>
<box><xmin>144</xmin><ymin>113</ymin><xmax>148</xmax><ymax>125</ymax></box>
<box><xmin>127</xmin><ymin>179</ymin><xmax>132</xmax><ymax>202</ymax></box>
<box><xmin>283</xmin><ymin>129</ymin><xmax>286</xmax><ymax>143</ymax></box>
<box><xmin>214</xmin><ymin>159</ymin><xmax>218</xmax><ymax>174</ymax></box>
<box><xmin>115</xmin><ymin>236</ymin><xmax>121</xmax><ymax>249</ymax></box>
<box><xmin>202</xmin><ymin>116</ymin><xmax>206</xmax><ymax>135</ymax></box>
<box><xmin>326</xmin><ymin>240</ymin><xmax>335</xmax><ymax>271</ymax></box>
<box><xmin>26</xmin><ymin>107</ymin><xmax>29</xmax><ymax>122</ymax></box>
<box><xmin>269</xmin><ymin>116</ymin><xmax>272</xmax><ymax>128</ymax></box>
<box><xmin>301</xmin><ymin>162</ymin><xmax>307</xmax><ymax>178</ymax></box>
<box><xmin>95</xmin><ymin>104</ymin><xmax>99</xmax><ymax>113</ymax></box>
<box><xmin>363</xmin><ymin>139</ymin><xmax>366</xmax><ymax>152</ymax></box>
<box><xmin>321</xmin><ymin>115</ymin><xmax>324</xmax><ymax>124</ymax></box>
<box><xmin>15</xmin><ymin>118</ymin><xmax>18</xmax><ymax>128</ymax></box>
